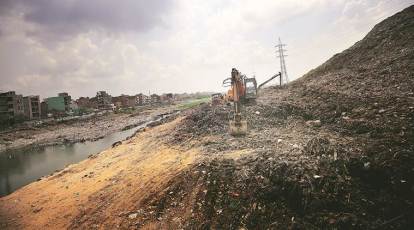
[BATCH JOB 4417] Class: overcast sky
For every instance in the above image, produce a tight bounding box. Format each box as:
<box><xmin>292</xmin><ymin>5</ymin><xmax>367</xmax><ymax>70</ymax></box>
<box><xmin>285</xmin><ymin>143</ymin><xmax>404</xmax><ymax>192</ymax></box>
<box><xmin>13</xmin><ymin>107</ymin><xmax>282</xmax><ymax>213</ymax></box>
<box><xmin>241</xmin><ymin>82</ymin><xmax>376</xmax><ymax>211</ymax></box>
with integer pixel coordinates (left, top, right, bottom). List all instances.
<box><xmin>0</xmin><ymin>0</ymin><xmax>412</xmax><ymax>99</ymax></box>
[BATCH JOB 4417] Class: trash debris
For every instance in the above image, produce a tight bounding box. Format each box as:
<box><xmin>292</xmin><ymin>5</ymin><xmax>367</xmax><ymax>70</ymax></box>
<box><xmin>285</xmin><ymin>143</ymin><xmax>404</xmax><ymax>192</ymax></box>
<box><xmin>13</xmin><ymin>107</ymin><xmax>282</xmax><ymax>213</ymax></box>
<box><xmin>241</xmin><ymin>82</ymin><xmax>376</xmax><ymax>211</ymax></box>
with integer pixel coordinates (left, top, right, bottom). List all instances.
<box><xmin>305</xmin><ymin>120</ymin><xmax>321</xmax><ymax>127</ymax></box>
<box><xmin>130</xmin><ymin>7</ymin><xmax>414</xmax><ymax>229</ymax></box>
<box><xmin>128</xmin><ymin>213</ymin><xmax>138</xmax><ymax>219</ymax></box>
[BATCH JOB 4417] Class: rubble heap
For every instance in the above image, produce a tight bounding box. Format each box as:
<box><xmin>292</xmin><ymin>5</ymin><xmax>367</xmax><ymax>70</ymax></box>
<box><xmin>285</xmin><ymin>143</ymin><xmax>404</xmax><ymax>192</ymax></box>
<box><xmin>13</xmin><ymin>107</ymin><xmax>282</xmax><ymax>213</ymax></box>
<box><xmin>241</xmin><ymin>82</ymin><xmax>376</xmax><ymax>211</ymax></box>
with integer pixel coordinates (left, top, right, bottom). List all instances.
<box><xmin>127</xmin><ymin>6</ymin><xmax>414</xmax><ymax>230</ymax></box>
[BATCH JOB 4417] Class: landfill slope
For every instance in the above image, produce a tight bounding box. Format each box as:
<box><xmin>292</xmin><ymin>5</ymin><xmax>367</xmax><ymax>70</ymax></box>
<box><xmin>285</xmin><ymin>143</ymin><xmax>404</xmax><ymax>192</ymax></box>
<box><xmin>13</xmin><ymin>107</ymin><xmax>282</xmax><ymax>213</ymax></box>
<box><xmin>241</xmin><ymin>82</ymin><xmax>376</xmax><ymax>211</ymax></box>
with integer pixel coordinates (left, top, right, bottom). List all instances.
<box><xmin>290</xmin><ymin>4</ymin><xmax>413</xmax><ymax>139</ymax></box>
<box><xmin>127</xmin><ymin>6</ymin><xmax>414</xmax><ymax>229</ymax></box>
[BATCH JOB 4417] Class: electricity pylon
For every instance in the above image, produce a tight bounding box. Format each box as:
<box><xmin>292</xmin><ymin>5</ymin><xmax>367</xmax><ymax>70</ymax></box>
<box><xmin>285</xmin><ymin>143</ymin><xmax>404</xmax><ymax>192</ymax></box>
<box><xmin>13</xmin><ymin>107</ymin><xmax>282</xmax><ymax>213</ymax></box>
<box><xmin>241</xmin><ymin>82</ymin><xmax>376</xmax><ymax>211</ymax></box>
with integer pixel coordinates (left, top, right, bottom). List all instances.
<box><xmin>275</xmin><ymin>37</ymin><xmax>289</xmax><ymax>84</ymax></box>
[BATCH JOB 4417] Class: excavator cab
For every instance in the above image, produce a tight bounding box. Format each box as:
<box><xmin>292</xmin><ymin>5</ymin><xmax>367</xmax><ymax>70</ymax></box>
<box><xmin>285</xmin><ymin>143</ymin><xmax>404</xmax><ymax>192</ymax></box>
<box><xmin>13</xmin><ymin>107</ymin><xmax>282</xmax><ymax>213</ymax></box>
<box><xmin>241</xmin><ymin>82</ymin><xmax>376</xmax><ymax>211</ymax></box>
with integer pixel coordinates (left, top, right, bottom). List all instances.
<box><xmin>244</xmin><ymin>77</ymin><xmax>257</xmax><ymax>100</ymax></box>
<box><xmin>223</xmin><ymin>75</ymin><xmax>257</xmax><ymax>102</ymax></box>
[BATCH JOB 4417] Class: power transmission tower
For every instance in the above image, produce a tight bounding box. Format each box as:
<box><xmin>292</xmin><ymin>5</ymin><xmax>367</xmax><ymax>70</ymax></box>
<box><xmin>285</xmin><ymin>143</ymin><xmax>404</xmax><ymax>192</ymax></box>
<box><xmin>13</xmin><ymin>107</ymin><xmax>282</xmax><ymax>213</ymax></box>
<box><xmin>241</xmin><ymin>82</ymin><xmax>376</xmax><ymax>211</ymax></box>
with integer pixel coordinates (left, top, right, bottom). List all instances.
<box><xmin>275</xmin><ymin>37</ymin><xmax>289</xmax><ymax>84</ymax></box>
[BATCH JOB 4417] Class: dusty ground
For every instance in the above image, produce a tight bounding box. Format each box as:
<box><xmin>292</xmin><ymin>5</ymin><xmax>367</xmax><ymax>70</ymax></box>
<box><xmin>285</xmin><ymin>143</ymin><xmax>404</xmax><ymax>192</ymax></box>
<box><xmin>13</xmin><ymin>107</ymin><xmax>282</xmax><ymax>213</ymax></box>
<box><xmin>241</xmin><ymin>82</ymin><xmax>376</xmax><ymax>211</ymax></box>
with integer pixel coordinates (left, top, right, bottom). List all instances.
<box><xmin>0</xmin><ymin>118</ymin><xmax>199</xmax><ymax>229</ymax></box>
<box><xmin>0</xmin><ymin>106</ymin><xmax>176</xmax><ymax>154</ymax></box>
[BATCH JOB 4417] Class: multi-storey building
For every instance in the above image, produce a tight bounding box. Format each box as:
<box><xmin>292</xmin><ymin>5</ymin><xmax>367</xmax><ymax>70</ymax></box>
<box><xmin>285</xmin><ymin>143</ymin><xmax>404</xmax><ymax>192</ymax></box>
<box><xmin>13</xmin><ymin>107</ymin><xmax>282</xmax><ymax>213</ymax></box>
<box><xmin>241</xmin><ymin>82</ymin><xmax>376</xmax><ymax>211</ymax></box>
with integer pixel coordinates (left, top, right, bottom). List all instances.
<box><xmin>112</xmin><ymin>95</ymin><xmax>137</xmax><ymax>108</ymax></box>
<box><xmin>136</xmin><ymin>93</ymin><xmax>150</xmax><ymax>106</ymax></box>
<box><xmin>45</xmin><ymin>96</ymin><xmax>66</xmax><ymax>113</ymax></box>
<box><xmin>150</xmin><ymin>94</ymin><xmax>161</xmax><ymax>104</ymax></box>
<box><xmin>40</xmin><ymin>101</ymin><xmax>48</xmax><ymax>118</ymax></box>
<box><xmin>58</xmin><ymin>92</ymin><xmax>72</xmax><ymax>112</ymax></box>
<box><xmin>23</xmin><ymin>95</ymin><xmax>41</xmax><ymax>120</ymax></box>
<box><xmin>161</xmin><ymin>93</ymin><xmax>174</xmax><ymax>103</ymax></box>
<box><xmin>76</xmin><ymin>97</ymin><xmax>97</xmax><ymax>109</ymax></box>
<box><xmin>0</xmin><ymin>91</ymin><xmax>24</xmax><ymax>121</ymax></box>
<box><xmin>96</xmin><ymin>91</ymin><xmax>112</xmax><ymax>109</ymax></box>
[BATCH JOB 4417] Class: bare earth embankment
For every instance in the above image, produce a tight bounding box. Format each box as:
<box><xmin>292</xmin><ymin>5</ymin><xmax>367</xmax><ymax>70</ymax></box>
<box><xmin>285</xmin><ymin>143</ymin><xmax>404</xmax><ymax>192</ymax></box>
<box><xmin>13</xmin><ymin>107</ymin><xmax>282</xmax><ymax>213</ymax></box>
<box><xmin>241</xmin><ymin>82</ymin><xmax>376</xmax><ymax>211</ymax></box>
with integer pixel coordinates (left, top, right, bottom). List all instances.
<box><xmin>0</xmin><ymin>118</ymin><xmax>200</xmax><ymax>229</ymax></box>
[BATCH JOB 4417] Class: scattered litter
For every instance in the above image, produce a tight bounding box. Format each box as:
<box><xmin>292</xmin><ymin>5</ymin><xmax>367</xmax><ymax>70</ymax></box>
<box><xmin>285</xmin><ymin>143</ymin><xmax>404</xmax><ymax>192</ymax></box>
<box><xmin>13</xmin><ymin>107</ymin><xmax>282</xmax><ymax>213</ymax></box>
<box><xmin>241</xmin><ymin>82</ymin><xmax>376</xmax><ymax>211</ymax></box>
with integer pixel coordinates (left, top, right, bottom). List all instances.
<box><xmin>306</xmin><ymin>120</ymin><xmax>321</xmax><ymax>127</ymax></box>
<box><xmin>128</xmin><ymin>213</ymin><xmax>138</xmax><ymax>219</ymax></box>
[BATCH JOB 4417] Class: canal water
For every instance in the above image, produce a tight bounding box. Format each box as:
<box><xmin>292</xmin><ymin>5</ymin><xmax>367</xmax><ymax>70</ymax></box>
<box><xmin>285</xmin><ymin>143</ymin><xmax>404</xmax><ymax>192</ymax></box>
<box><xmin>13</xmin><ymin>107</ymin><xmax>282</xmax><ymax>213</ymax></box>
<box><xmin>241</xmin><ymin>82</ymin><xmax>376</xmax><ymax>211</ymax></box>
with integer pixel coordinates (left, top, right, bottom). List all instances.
<box><xmin>0</xmin><ymin>125</ymin><xmax>144</xmax><ymax>197</ymax></box>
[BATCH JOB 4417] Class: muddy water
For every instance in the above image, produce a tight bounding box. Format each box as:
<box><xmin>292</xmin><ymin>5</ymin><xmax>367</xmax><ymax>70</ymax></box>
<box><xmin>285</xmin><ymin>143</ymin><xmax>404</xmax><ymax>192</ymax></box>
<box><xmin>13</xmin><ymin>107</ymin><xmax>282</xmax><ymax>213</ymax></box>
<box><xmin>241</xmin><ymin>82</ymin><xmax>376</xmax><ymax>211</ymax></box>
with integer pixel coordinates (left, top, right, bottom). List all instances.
<box><xmin>0</xmin><ymin>125</ymin><xmax>143</xmax><ymax>197</ymax></box>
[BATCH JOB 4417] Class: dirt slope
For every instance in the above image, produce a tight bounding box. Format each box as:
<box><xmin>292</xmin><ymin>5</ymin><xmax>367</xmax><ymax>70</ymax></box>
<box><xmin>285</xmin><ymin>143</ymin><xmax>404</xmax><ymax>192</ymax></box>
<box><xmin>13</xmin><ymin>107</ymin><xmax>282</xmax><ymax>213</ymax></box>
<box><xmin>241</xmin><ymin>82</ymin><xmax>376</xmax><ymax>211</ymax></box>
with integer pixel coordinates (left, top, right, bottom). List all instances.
<box><xmin>0</xmin><ymin>118</ymin><xmax>199</xmax><ymax>229</ymax></box>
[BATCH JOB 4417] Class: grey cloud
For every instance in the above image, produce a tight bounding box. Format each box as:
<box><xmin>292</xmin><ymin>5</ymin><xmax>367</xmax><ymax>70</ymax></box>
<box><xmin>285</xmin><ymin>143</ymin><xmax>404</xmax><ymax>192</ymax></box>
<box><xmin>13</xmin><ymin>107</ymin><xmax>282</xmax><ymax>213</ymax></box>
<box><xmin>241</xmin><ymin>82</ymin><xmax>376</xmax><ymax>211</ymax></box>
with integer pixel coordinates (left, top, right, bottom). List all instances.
<box><xmin>1</xmin><ymin>0</ymin><xmax>174</xmax><ymax>38</ymax></box>
<box><xmin>0</xmin><ymin>0</ymin><xmax>13</xmax><ymax>12</ymax></box>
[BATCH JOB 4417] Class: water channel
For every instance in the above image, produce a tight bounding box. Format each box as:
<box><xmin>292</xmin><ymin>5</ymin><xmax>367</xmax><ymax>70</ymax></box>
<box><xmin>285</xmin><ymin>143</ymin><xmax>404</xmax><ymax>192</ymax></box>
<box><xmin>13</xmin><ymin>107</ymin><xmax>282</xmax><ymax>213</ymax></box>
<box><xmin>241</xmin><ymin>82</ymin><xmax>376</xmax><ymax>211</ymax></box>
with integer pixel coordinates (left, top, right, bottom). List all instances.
<box><xmin>0</xmin><ymin>125</ymin><xmax>143</xmax><ymax>197</ymax></box>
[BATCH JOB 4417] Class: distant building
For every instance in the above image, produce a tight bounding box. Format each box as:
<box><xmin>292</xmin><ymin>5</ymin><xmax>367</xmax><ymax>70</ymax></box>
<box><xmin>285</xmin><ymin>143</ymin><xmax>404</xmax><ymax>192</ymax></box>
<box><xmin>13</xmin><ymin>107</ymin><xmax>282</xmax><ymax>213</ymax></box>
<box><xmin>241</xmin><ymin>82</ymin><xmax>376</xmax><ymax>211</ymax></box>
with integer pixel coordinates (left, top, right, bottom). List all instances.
<box><xmin>46</xmin><ymin>96</ymin><xmax>66</xmax><ymax>116</ymax></box>
<box><xmin>128</xmin><ymin>95</ymin><xmax>137</xmax><ymax>107</ymax></box>
<box><xmin>0</xmin><ymin>91</ymin><xmax>24</xmax><ymax>122</ymax></box>
<box><xmin>96</xmin><ymin>91</ymin><xmax>112</xmax><ymax>109</ymax></box>
<box><xmin>58</xmin><ymin>92</ymin><xmax>71</xmax><ymax>112</ymax></box>
<box><xmin>112</xmin><ymin>95</ymin><xmax>137</xmax><ymax>108</ymax></box>
<box><xmin>161</xmin><ymin>93</ymin><xmax>174</xmax><ymax>103</ymax></box>
<box><xmin>76</xmin><ymin>97</ymin><xmax>96</xmax><ymax>109</ymax></box>
<box><xmin>136</xmin><ymin>93</ymin><xmax>150</xmax><ymax>106</ymax></box>
<box><xmin>43</xmin><ymin>93</ymin><xmax>72</xmax><ymax>117</ymax></box>
<box><xmin>70</xmin><ymin>100</ymin><xmax>78</xmax><ymax>111</ymax></box>
<box><xmin>111</xmin><ymin>96</ymin><xmax>123</xmax><ymax>108</ymax></box>
<box><xmin>40</xmin><ymin>101</ymin><xmax>48</xmax><ymax>119</ymax></box>
<box><xmin>69</xmin><ymin>100</ymin><xmax>80</xmax><ymax>115</ymax></box>
<box><xmin>112</xmin><ymin>95</ymin><xmax>124</xmax><ymax>108</ymax></box>
<box><xmin>23</xmin><ymin>95</ymin><xmax>41</xmax><ymax>120</ymax></box>
<box><xmin>150</xmin><ymin>94</ymin><xmax>161</xmax><ymax>104</ymax></box>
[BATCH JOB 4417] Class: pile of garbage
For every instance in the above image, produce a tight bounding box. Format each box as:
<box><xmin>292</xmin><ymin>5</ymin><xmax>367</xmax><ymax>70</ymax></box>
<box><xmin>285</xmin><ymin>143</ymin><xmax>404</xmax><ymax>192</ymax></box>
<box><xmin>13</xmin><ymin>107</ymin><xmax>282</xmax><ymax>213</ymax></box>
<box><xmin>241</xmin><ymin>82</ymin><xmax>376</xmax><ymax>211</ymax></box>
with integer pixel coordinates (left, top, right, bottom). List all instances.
<box><xmin>127</xmin><ymin>6</ymin><xmax>414</xmax><ymax>229</ymax></box>
<box><xmin>129</xmin><ymin>132</ymin><xmax>412</xmax><ymax>229</ymax></box>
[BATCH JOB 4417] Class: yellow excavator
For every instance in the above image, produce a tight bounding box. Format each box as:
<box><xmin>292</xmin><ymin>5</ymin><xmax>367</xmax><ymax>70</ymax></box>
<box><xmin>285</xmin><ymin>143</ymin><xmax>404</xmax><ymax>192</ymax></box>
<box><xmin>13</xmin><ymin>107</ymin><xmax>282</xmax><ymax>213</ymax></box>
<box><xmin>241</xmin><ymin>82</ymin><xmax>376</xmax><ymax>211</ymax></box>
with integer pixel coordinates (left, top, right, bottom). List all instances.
<box><xmin>222</xmin><ymin>68</ymin><xmax>281</xmax><ymax>136</ymax></box>
<box><xmin>222</xmin><ymin>68</ymin><xmax>256</xmax><ymax>135</ymax></box>
<box><xmin>223</xmin><ymin>69</ymin><xmax>257</xmax><ymax>103</ymax></box>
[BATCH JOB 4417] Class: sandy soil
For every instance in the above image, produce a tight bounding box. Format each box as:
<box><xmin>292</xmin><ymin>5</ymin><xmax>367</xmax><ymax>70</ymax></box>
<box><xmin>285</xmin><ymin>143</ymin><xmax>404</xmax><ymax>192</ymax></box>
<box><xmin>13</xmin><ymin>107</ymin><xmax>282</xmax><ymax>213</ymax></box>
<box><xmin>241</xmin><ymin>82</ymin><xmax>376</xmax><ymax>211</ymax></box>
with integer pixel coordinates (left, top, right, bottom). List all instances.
<box><xmin>0</xmin><ymin>118</ymin><xmax>199</xmax><ymax>229</ymax></box>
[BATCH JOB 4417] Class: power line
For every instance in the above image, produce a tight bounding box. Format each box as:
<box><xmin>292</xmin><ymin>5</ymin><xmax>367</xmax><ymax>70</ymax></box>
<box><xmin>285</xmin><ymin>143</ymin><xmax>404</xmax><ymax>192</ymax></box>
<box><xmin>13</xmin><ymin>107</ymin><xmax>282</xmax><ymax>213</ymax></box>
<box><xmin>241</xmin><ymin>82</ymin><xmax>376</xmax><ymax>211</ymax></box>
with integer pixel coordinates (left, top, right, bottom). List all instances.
<box><xmin>275</xmin><ymin>37</ymin><xmax>289</xmax><ymax>84</ymax></box>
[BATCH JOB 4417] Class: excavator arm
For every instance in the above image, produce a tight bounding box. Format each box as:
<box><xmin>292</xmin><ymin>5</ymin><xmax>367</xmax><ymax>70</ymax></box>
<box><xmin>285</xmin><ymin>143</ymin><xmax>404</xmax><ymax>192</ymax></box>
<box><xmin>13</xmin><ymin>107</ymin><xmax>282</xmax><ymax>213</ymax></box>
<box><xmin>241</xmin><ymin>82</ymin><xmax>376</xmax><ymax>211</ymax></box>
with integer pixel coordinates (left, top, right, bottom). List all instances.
<box><xmin>258</xmin><ymin>72</ymin><xmax>282</xmax><ymax>89</ymax></box>
<box><xmin>228</xmin><ymin>68</ymin><xmax>247</xmax><ymax>136</ymax></box>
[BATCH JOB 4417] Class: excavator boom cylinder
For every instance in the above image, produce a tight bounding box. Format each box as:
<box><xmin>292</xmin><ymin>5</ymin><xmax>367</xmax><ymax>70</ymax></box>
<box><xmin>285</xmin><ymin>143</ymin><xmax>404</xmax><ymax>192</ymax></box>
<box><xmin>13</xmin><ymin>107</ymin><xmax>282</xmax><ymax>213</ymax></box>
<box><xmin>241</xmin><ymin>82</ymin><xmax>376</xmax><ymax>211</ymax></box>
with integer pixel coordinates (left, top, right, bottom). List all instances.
<box><xmin>228</xmin><ymin>68</ymin><xmax>248</xmax><ymax>136</ymax></box>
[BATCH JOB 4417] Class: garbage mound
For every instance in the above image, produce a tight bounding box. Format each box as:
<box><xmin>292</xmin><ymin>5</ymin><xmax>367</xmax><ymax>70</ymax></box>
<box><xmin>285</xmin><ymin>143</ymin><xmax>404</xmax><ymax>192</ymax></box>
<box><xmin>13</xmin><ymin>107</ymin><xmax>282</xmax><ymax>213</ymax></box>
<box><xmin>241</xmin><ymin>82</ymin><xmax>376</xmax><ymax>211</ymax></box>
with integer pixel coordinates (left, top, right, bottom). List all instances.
<box><xmin>131</xmin><ymin>6</ymin><xmax>414</xmax><ymax>229</ymax></box>
<box><xmin>289</xmin><ymin>5</ymin><xmax>414</xmax><ymax>138</ymax></box>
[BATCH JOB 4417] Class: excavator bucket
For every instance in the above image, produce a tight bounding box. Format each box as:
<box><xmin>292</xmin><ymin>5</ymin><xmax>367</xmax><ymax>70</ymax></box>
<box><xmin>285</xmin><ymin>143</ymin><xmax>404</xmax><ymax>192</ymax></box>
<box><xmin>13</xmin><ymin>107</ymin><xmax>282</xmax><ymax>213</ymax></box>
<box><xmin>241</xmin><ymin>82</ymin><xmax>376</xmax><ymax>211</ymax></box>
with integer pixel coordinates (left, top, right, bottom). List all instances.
<box><xmin>229</xmin><ymin>120</ymin><xmax>247</xmax><ymax>136</ymax></box>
